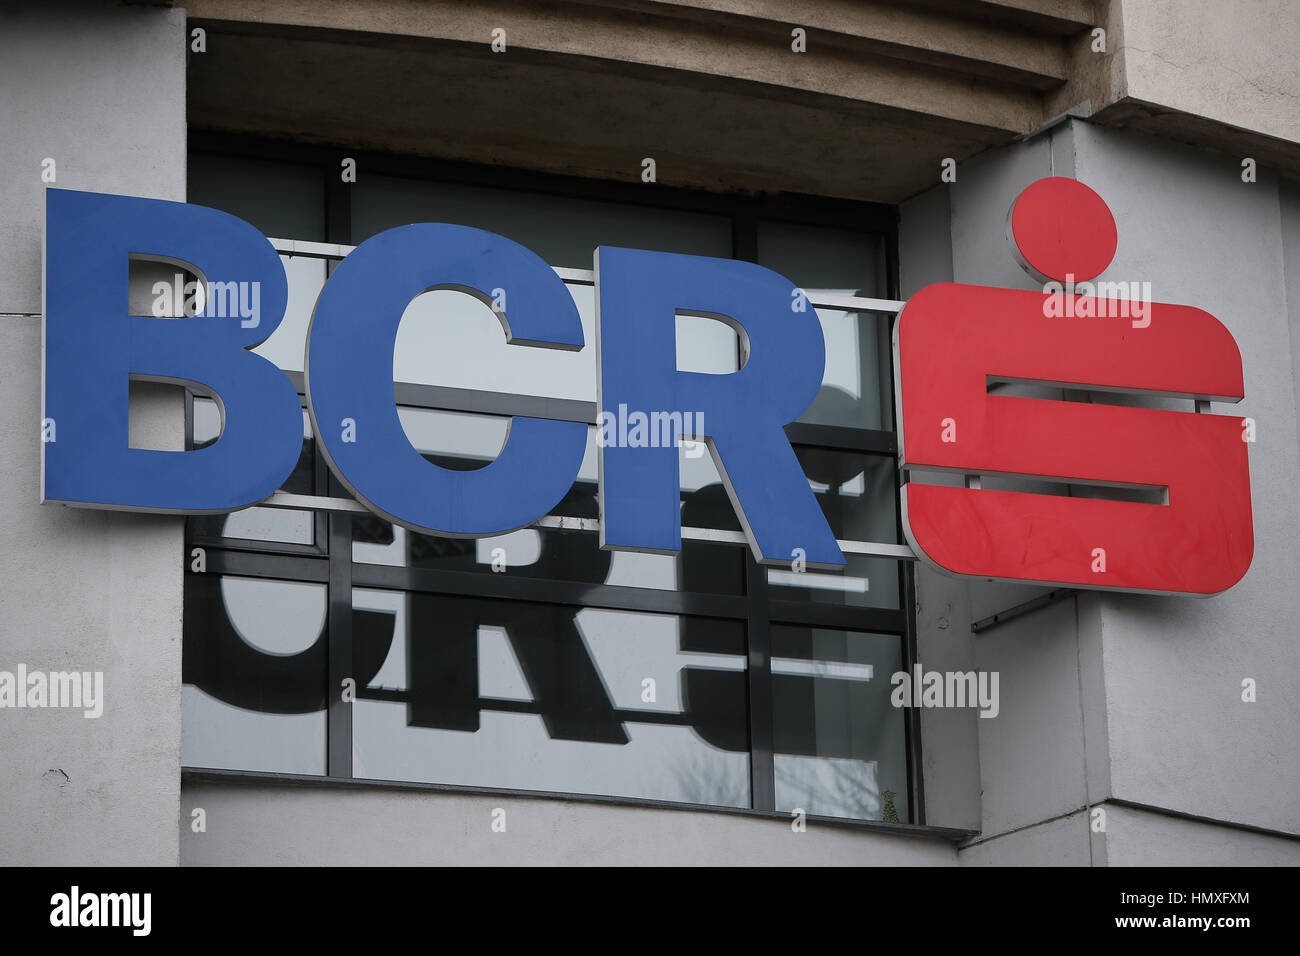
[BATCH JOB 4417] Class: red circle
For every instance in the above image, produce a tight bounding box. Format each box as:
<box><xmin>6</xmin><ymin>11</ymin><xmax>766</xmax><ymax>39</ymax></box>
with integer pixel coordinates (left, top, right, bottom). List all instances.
<box><xmin>1009</xmin><ymin>177</ymin><xmax>1117</xmax><ymax>283</ymax></box>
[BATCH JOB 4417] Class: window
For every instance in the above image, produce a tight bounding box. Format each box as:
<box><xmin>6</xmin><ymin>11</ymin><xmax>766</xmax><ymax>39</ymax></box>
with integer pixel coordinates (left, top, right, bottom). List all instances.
<box><xmin>181</xmin><ymin>138</ymin><xmax>918</xmax><ymax>824</ymax></box>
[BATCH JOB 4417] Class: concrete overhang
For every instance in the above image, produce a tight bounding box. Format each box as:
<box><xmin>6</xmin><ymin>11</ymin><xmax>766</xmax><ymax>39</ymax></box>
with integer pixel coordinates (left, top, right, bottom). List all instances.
<box><xmin>181</xmin><ymin>0</ymin><xmax>1300</xmax><ymax>203</ymax></box>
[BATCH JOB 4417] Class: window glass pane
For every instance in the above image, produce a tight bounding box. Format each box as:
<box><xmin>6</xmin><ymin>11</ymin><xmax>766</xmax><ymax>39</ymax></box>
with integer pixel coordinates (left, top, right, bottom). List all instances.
<box><xmin>394</xmin><ymin>283</ymin><xmax>596</xmax><ymax>401</ymax></box>
<box><xmin>770</xmin><ymin>626</ymin><xmax>908</xmax><ymax>822</ymax></box>
<box><xmin>757</xmin><ymin>220</ymin><xmax>885</xmax><ymax>297</ymax></box>
<box><xmin>795</xmin><ymin>447</ymin><xmax>898</xmax><ymax>543</ymax></box>
<box><xmin>354</xmin><ymin>416</ymin><xmax>745</xmax><ymax>594</ymax></box>
<box><xmin>351</xmin><ymin>591</ymin><xmax>750</xmax><ymax>808</ymax></box>
<box><xmin>353</xmin><ymin>174</ymin><xmax>732</xmax><ymax>269</ymax></box>
<box><xmin>801</xmin><ymin>308</ymin><xmax>892</xmax><ymax>430</ymax></box>
<box><xmin>757</xmin><ymin>221</ymin><xmax>891</xmax><ymax>430</ymax></box>
<box><xmin>182</xmin><ymin>575</ymin><xmax>327</xmax><ymax>774</ymax></box>
<box><xmin>252</xmin><ymin>254</ymin><xmax>327</xmax><ymax>374</ymax></box>
<box><xmin>394</xmin><ymin>406</ymin><xmax>509</xmax><ymax>469</ymax></box>
<box><xmin>675</xmin><ymin>311</ymin><xmax>741</xmax><ymax>374</ymax></box>
<box><xmin>189</xmin><ymin>154</ymin><xmax>326</xmax><ymax>241</ymax></box>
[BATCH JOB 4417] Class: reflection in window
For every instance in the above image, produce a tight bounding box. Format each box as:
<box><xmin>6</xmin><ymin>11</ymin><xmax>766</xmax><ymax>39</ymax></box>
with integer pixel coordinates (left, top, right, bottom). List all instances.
<box><xmin>182</xmin><ymin>575</ymin><xmax>328</xmax><ymax>775</ymax></box>
<box><xmin>769</xmin><ymin>449</ymin><xmax>901</xmax><ymax>608</ymax></box>
<box><xmin>799</xmin><ymin>308</ymin><xmax>892</xmax><ymax>431</ymax></box>
<box><xmin>394</xmin><ymin>285</ymin><xmax>596</xmax><ymax>402</ymax></box>
<box><xmin>757</xmin><ymin>220</ymin><xmax>891</xmax><ymax>431</ymax></box>
<box><xmin>351</xmin><ymin>591</ymin><xmax>750</xmax><ymax>808</ymax></box>
<box><xmin>253</xmin><ymin>255</ymin><xmax>327</xmax><ymax>374</ymax></box>
<box><xmin>354</xmin><ymin>421</ymin><xmax>745</xmax><ymax>594</ymax></box>
<box><xmin>768</xmin><ymin>554</ymin><xmax>899</xmax><ymax>610</ymax></box>
<box><xmin>796</xmin><ymin>447</ymin><xmax>898</xmax><ymax>542</ymax></box>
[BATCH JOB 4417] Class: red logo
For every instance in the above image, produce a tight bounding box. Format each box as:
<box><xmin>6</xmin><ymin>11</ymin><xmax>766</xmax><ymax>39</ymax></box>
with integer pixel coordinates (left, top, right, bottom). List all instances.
<box><xmin>896</xmin><ymin>178</ymin><xmax>1253</xmax><ymax>595</ymax></box>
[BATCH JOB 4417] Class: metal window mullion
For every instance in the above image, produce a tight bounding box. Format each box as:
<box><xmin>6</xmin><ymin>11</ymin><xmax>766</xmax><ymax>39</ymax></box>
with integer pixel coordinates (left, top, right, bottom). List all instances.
<box><xmin>318</xmin><ymin>164</ymin><xmax>356</xmax><ymax>781</ymax></box>
<box><xmin>885</xmin><ymin>222</ymin><xmax>925</xmax><ymax>826</ymax></box>
<box><xmin>745</xmin><ymin>553</ymin><xmax>776</xmax><ymax>812</ymax></box>
<box><xmin>732</xmin><ymin>213</ymin><xmax>757</xmax><ymax>264</ymax></box>
<box><xmin>188</xmin><ymin>533</ymin><xmax>327</xmax><ymax>559</ymax></box>
<box><xmin>312</xmin><ymin>428</ymin><xmax>330</xmax><ymax>552</ymax></box>
<box><xmin>183</xmin><ymin>388</ymin><xmax>196</xmax><ymax>547</ymax></box>
<box><xmin>326</xmin><ymin>507</ymin><xmax>354</xmax><ymax>779</ymax></box>
<box><xmin>325</xmin><ymin>157</ymin><xmax>351</xmax><ymax>248</ymax></box>
<box><xmin>199</xmin><ymin>547</ymin><xmax>330</xmax><ymax>582</ymax></box>
<box><xmin>901</xmin><ymin>560</ymin><xmax>925</xmax><ymax>826</ymax></box>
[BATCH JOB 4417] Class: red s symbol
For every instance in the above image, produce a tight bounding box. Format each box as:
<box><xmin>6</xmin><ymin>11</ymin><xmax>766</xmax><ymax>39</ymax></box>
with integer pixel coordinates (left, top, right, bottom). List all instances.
<box><xmin>895</xmin><ymin>178</ymin><xmax>1252</xmax><ymax>595</ymax></box>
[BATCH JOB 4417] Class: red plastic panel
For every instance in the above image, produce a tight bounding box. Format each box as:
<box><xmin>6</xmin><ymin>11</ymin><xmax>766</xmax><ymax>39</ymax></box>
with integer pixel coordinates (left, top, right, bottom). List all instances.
<box><xmin>1008</xmin><ymin>177</ymin><xmax>1117</xmax><ymax>283</ymax></box>
<box><xmin>896</xmin><ymin>282</ymin><xmax>1252</xmax><ymax>595</ymax></box>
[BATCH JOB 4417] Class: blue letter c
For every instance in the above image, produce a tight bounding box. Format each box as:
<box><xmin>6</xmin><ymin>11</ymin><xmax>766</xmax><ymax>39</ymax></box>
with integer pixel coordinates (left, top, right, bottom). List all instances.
<box><xmin>306</xmin><ymin>224</ymin><xmax>587</xmax><ymax>536</ymax></box>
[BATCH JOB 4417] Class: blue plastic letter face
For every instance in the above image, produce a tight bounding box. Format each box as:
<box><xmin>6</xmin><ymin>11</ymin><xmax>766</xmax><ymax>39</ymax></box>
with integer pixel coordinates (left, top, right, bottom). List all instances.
<box><xmin>595</xmin><ymin>246</ymin><xmax>845</xmax><ymax>568</ymax></box>
<box><xmin>43</xmin><ymin>188</ymin><xmax>304</xmax><ymax>512</ymax></box>
<box><xmin>305</xmin><ymin>223</ymin><xmax>587</xmax><ymax>536</ymax></box>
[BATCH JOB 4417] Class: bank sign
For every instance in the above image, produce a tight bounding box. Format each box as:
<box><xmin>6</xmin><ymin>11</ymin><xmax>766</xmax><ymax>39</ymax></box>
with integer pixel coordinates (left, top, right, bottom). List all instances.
<box><xmin>41</xmin><ymin>178</ymin><xmax>1253</xmax><ymax>596</ymax></box>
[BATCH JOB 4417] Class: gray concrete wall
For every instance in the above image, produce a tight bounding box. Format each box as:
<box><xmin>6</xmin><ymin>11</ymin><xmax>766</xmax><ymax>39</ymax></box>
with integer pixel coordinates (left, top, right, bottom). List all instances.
<box><xmin>1282</xmin><ymin>177</ymin><xmax>1300</xmax><ymax>492</ymax></box>
<box><xmin>0</xmin><ymin>1</ymin><xmax>187</xmax><ymax>865</ymax></box>
<box><xmin>959</xmin><ymin>809</ymin><xmax>1094</xmax><ymax>867</ymax></box>
<box><xmin>1098</xmin><ymin>804</ymin><xmax>1300</xmax><ymax>866</ymax></box>
<box><xmin>1071</xmin><ymin>122</ymin><xmax>1300</xmax><ymax>839</ymax></box>
<box><xmin>1115</xmin><ymin>0</ymin><xmax>1300</xmax><ymax>147</ymax></box>
<box><xmin>180</xmin><ymin>780</ymin><xmax>959</xmax><ymax>865</ymax></box>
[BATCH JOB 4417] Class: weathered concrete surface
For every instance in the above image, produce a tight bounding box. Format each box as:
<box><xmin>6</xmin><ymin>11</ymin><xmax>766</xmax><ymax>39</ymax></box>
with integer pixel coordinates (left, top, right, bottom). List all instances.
<box><xmin>180</xmin><ymin>779</ymin><xmax>961</xmax><ymax>865</ymax></box>
<box><xmin>0</xmin><ymin>0</ymin><xmax>187</xmax><ymax>866</ymax></box>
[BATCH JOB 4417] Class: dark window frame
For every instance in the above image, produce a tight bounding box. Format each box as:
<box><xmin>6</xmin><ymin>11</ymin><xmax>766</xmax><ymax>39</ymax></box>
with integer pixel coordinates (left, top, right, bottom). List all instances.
<box><xmin>182</xmin><ymin>133</ymin><xmax>925</xmax><ymax>826</ymax></box>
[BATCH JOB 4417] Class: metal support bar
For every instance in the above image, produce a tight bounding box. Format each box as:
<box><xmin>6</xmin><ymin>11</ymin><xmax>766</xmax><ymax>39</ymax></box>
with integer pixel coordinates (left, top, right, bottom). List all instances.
<box><xmin>260</xmin><ymin>491</ymin><xmax>916</xmax><ymax>560</ymax></box>
<box><xmin>970</xmin><ymin>588</ymin><xmax>1077</xmax><ymax>634</ymax></box>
